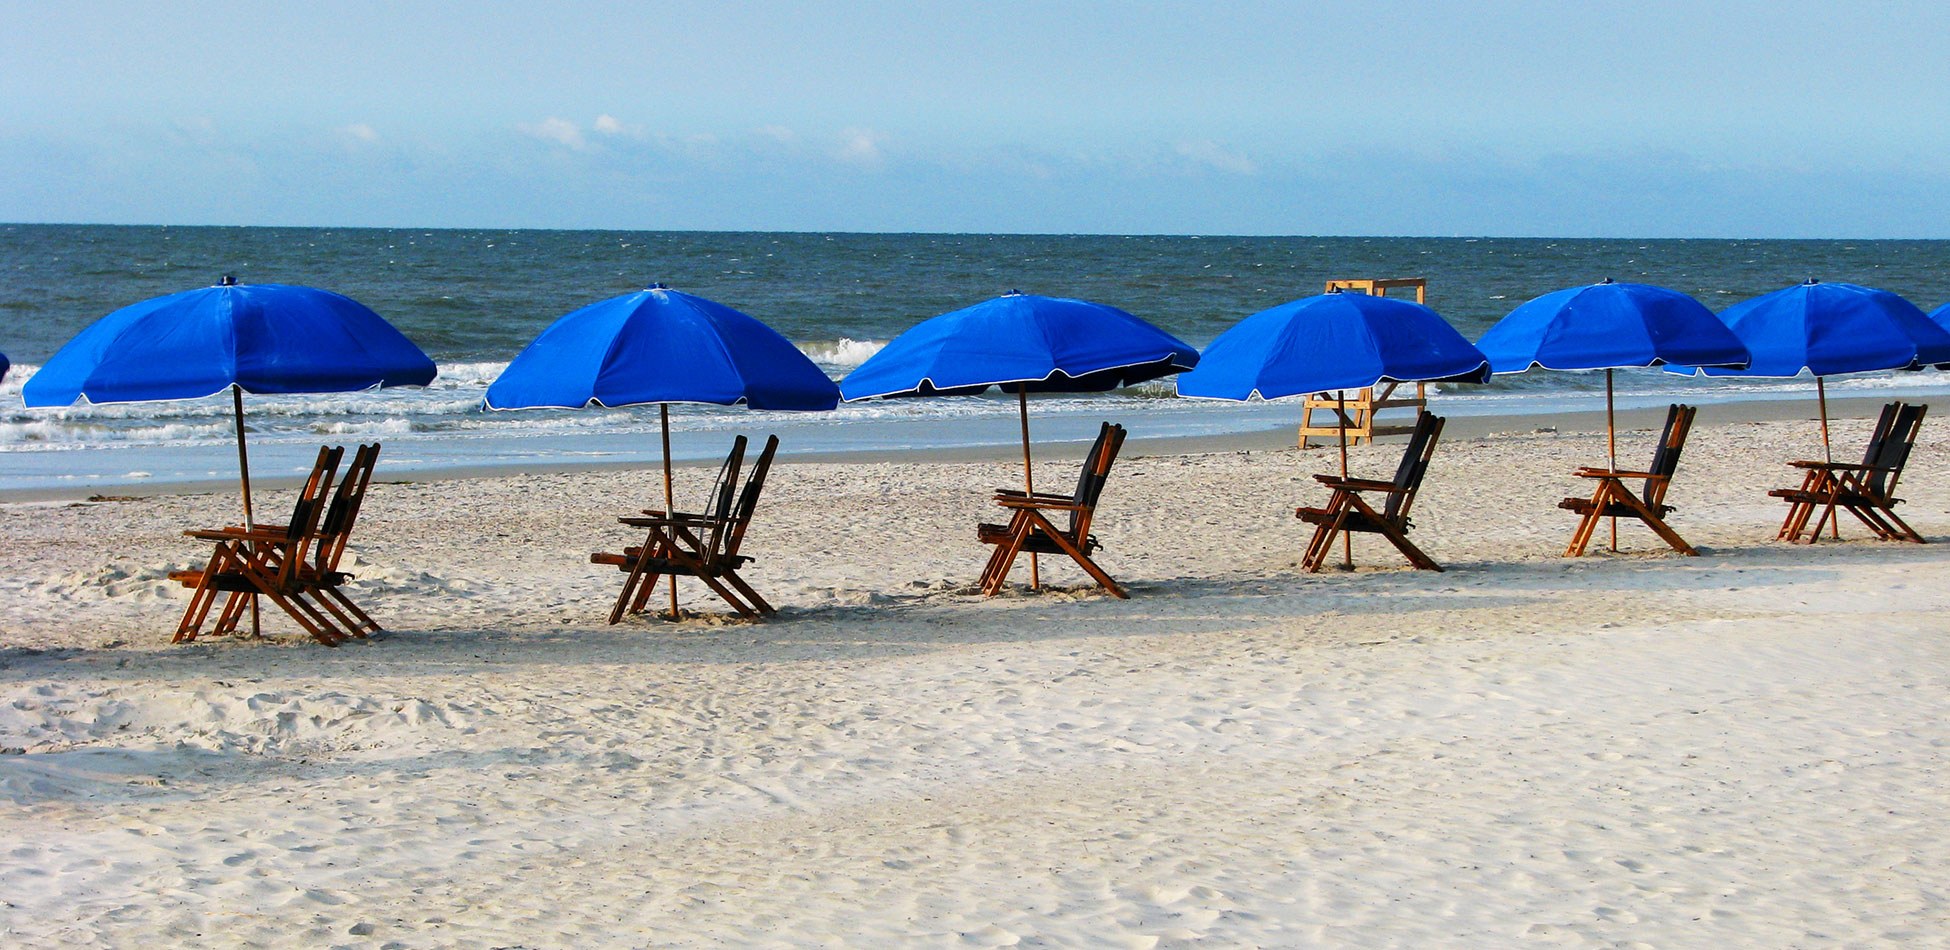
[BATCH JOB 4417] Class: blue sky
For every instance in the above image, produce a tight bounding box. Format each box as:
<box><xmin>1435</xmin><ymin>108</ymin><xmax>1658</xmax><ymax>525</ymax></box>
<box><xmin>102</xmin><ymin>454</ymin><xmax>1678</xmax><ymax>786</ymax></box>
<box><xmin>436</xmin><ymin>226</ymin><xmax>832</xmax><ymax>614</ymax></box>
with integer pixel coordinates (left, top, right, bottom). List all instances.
<box><xmin>3</xmin><ymin>1</ymin><xmax>1947</xmax><ymax>237</ymax></box>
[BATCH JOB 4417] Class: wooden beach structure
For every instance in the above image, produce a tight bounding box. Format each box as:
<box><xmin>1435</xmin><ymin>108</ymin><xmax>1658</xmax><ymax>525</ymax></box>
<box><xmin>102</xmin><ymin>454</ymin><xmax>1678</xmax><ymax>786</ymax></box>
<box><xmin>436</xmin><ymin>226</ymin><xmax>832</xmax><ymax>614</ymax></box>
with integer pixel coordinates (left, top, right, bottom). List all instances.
<box><xmin>1297</xmin><ymin>277</ymin><xmax>1431</xmax><ymax>449</ymax></box>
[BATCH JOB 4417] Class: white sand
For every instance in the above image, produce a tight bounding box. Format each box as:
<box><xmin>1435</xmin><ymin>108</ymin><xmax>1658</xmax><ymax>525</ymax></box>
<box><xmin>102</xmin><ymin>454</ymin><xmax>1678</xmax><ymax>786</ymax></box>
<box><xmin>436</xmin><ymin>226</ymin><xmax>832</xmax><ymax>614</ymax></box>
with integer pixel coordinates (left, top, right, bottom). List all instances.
<box><xmin>3</xmin><ymin>408</ymin><xmax>1949</xmax><ymax>946</ymax></box>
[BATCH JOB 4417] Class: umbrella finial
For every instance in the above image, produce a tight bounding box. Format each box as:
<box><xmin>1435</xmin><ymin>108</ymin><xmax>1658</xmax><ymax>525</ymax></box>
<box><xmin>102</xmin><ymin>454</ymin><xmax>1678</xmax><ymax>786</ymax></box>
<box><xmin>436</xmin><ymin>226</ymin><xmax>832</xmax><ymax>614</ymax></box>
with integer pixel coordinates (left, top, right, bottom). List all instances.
<box><xmin>1325</xmin><ymin>285</ymin><xmax>1342</xmax><ymax>295</ymax></box>
<box><xmin>648</xmin><ymin>282</ymin><xmax>670</xmax><ymax>291</ymax></box>
<box><xmin>1598</xmin><ymin>277</ymin><xmax>1616</xmax><ymax>285</ymax></box>
<box><xmin>1002</xmin><ymin>289</ymin><xmax>1024</xmax><ymax>297</ymax></box>
<box><xmin>1803</xmin><ymin>277</ymin><xmax>1821</xmax><ymax>286</ymax></box>
<box><xmin>219</xmin><ymin>274</ymin><xmax>238</xmax><ymax>287</ymax></box>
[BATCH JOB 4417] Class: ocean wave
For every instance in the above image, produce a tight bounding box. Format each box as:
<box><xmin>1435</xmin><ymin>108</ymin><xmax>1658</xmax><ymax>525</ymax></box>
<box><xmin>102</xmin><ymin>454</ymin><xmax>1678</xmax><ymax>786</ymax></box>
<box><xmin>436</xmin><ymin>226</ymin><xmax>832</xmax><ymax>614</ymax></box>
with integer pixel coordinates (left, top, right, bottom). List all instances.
<box><xmin>0</xmin><ymin>417</ymin><xmax>235</xmax><ymax>448</ymax></box>
<box><xmin>798</xmin><ymin>338</ymin><xmax>885</xmax><ymax>372</ymax></box>
<box><xmin>0</xmin><ymin>362</ymin><xmax>35</xmax><ymax>399</ymax></box>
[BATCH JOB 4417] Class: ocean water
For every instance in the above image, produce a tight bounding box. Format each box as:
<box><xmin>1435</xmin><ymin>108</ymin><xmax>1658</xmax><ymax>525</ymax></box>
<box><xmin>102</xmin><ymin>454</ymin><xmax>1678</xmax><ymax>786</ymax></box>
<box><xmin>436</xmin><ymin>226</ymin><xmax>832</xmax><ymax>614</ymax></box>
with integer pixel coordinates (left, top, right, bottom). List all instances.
<box><xmin>5</xmin><ymin>224</ymin><xmax>1950</xmax><ymax>493</ymax></box>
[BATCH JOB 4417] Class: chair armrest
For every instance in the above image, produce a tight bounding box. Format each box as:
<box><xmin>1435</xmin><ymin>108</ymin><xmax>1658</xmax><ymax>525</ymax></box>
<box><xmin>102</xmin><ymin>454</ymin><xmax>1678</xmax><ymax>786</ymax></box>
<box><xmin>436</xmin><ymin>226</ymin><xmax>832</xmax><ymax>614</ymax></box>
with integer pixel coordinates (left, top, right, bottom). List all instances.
<box><xmin>992</xmin><ymin>489</ymin><xmax>1076</xmax><ymax>503</ymax></box>
<box><xmin>621</xmin><ymin>513</ymin><xmax>724</xmax><ymax>528</ymax></box>
<box><xmin>1312</xmin><ymin>476</ymin><xmax>1402</xmax><ymax>492</ymax></box>
<box><xmin>993</xmin><ymin>496</ymin><xmax>1086</xmax><ymax>511</ymax></box>
<box><xmin>1574</xmin><ymin>469</ymin><xmax>1658</xmax><ymax>479</ymax></box>
<box><xmin>184</xmin><ymin>527</ymin><xmax>293</xmax><ymax>543</ymax></box>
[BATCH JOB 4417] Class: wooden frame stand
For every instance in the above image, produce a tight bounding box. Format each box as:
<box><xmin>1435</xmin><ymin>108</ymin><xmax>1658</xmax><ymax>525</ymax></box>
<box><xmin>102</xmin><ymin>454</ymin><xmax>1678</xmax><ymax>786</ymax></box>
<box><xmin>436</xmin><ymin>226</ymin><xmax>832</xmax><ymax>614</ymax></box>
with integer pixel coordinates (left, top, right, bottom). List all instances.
<box><xmin>1298</xmin><ymin>278</ymin><xmax>1431</xmax><ymax>449</ymax></box>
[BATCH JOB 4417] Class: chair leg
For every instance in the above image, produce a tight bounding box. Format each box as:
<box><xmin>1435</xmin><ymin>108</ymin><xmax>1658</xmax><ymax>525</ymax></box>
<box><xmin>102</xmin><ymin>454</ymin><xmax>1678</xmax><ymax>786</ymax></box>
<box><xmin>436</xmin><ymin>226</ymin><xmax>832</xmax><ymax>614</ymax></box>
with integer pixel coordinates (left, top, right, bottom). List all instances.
<box><xmin>1608</xmin><ymin>489</ymin><xmax>1698</xmax><ymax>557</ymax></box>
<box><xmin>694</xmin><ymin>572</ymin><xmax>759</xmax><ymax>619</ymax></box>
<box><xmin>1342</xmin><ymin>494</ymin><xmax>1441</xmax><ymax>572</ymax></box>
<box><xmin>1565</xmin><ymin>482</ymin><xmax>1612</xmax><ymax>557</ymax></box>
<box><xmin>1018</xmin><ymin>511</ymin><xmax>1126</xmax><ymax>597</ymax></box>
<box><xmin>175</xmin><ymin>545</ymin><xmax>242</xmax><ymax>643</ymax></box>
<box><xmin>319</xmin><ymin>586</ymin><xmax>382</xmax><ymax>635</ymax></box>
<box><xmin>983</xmin><ymin>526</ymin><xmax>1033</xmax><ymax>595</ymax></box>
<box><xmin>304</xmin><ymin>587</ymin><xmax>370</xmax><ymax>640</ymax></box>
<box><xmin>173</xmin><ymin>579</ymin><xmax>221</xmax><ymax>643</ymax></box>
<box><xmin>1849</xmin><ymin>501</ymin><xmax>1925</xmax><ymax>543</ymax></box>
<box><xmin>609</xmin><ymin>528</ymin><xmax>664</xmax><ymax>624</ymax></box>
<box><xmin>211</xmin><ymin>592</ymin><xmax>253</xmax><ymax>637</ymax></box>
<box><xmin>978</xmin><ymin>511</ymin><xmax>1030</xmax><ymax>593</ymax></box>
<box><xmin>1299</xmin><ymin>492</ymin><xmax>1351</xmax><ymax>573</ymax></box>
<box><xmin>720</xmin><ymin>570</ymin><xmax>775</xmax><ymax>615</ymax></box>
<box><xmin>1778</xmin><ymin>473</ymin><xmax>1825</xmax><ymax>541</ymax></box>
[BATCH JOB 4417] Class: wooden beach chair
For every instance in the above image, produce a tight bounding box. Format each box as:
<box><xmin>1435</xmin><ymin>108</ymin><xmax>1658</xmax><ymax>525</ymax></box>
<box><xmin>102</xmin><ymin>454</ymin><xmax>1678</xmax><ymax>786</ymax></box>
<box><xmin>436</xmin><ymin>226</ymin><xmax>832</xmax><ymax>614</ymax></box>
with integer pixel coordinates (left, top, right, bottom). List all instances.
<box><xmin>593</xmin><ymin>435</ymin><xmax>784</xmax><ymax>621</ymax></box>
<box><xmin>173</xmin><ymin>445</ymin><xmax>387</xmax><ymax>642</ymax></box>
<box><xmin>170</xmin><ymin>445</ymin><xmax>352</xmax><ymax>645</ymax></box>
<box><xmin>1558</xmin><ymin>404</ymin><xmax>1698</xmax><ymax>557</ymax></box>
<box><xmin>1770</xmin><ymin>402</ymin><xmax>1928</xmax><ymax>543</ymax></box>
<box><xmin>1296</xmin><ymin>411</ymin><xmax>1445</xmax><ymax>572</ymax></box>
<box><xmin>977</xmin><ymin>422</ymin><xmax>1130</xmax><ymax>597</ymax></box>
<box><xmin>290</xmin><ymin>443</ymin><xmax>385</xmax><ymax>638</ymax></box>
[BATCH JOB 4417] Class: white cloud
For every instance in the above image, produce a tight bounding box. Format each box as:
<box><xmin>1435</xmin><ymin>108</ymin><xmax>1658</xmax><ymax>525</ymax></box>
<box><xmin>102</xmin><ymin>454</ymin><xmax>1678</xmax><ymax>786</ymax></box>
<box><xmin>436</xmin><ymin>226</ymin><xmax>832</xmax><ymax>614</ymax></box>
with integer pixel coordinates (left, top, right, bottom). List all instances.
<box><xmin>592</xmin><ymin>114</ymin><xmax>651</xmax><ymax>138</ymax></box>
<box><xmin>342</xmin><ymin>123</ymin><xmax>379</xmax><ymax>142</ymax></box>
<box><xmin>521</xmin><ymin>117</ymin><xmax>586</xmax><ymax>150</ymax></box>
<box><xmin>1175</xmin><ymin>139</ymin><xmax>1256</xmax><ymax>175</ymax></box>
<box><xmin>834</xmin><ymin>127</ymin><xmax>884</xmax><ymax>167</ymax></box>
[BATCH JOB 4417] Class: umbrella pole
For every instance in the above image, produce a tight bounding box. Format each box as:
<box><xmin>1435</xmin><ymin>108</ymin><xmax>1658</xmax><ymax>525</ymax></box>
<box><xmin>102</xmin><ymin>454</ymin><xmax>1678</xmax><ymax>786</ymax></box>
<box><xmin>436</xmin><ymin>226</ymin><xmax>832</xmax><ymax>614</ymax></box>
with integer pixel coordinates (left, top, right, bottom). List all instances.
<box><xmin>1817</xmin><ymin>376</ymin><xmax>1832</xmax><ymax>465</ymax></box>
<box><xmin>1607</xmin><ymin>369</ymin><xmax>1617</xmax><ymax>553</ymax></box>
<box><xmin>234</xmin><ymin>384</ymin><xmax>255</xmax><ymax>529</ymax></box>
<box><xmin>1338</xmin><ymin>390</ymin><xmax>1351</xmax><ymax>569</ymax></box>
<box><xmin>227</xmin><ymin>384</ymin><xmax>263</xmax><ymax>639</ymax></box>
<box><xmin>662</xmin><ymin>403</ymin><xmax>679</xmax><ymax>619</ymax></box>
<box><xmin>232</xmin><ymin>385</ymin><xmax>262</xmax><ymax>639</ymax></box>
<box><xmin>1817</xmin><ymin>377</ymin><xmax>1838</xmax><ymax>540</ymax></box>
<box><xmin>1019</xmin><ymin>389</ymin><xmax>1039</xmax><ymax>591</ymax></box>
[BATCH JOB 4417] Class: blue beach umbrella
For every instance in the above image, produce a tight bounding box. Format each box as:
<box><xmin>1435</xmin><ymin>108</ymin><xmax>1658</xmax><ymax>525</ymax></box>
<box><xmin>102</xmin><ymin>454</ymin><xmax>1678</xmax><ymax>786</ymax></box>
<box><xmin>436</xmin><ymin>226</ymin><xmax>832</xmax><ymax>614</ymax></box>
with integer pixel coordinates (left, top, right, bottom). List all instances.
<box><xmin>0</xmin><ymin>351</ymin><xmax>9</xmax><ymax>382</ymax></box>
<box><xmin>840</xmin><ymin>288</ymin><xmax>1197</xmax><ymax>474</ymax></box>
<box><xmin>1670</xmin><ymin>279</ymin><xmax>1950</xmax><ymax>460</ymax></box>
<box><xmin>486</xmin><ymin>284</ymin><xmax>838</xmax><ymax>613</ymax></box>
<box><xmin>1178</xmin><ymin>289</ymin><xmax>1489</xmax><ymax>401</ymax></box>
<box><xmin>1478</xmin><ymin>279</ymin><xmax>1749</xmax><ymax>469</ymax></box>
<box><xmin>23</xmin><ymin>277</ymin><xmax>436</xmax><ymax>527</ymax></box>
<box><xmin>1178</xmin><ymin>288</ymin><xmax>1489</xmax><ymax>476</ymax></box>
<box><xmin>841</xmin><ymin>290</ymin><xmax>1197</xmax><ymax>589</ymax></box>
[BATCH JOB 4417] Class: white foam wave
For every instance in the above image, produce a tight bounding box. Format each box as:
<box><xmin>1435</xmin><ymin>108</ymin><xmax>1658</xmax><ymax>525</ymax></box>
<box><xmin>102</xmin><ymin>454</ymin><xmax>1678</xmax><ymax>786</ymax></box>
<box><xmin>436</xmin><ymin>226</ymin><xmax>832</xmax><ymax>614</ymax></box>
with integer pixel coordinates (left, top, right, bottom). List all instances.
<box><xmin>0</xmin><ymin>362</ymin><xmax>36</xmax><ymax>399</ymax></box>
<box><xmin>309</xmin><ymin>418</ymin><xmax>418</xmax><ymax>437</ymax></box>
<box><xmin>426</xmin><ymin>362</ymin><xmax>506</xmax><ymax>390</ymax></box>
<box><xmin>0</xmin><ymin>418</ymin><xmax>235</xmax><ymax>447</ymax></box>
<box><xmin>799</xmin><ymin>338</ymin><xmax>885</xmax><ymax>371</ymax></box>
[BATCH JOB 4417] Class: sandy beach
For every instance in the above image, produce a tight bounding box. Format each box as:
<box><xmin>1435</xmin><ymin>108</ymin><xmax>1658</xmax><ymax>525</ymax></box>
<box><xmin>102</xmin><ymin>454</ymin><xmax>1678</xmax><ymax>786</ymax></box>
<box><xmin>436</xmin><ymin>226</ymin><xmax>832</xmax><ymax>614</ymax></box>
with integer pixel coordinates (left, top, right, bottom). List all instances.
<box><xmin>3</xmin><ymin>399</ymin><xmax>1948</xmax><ymax>945</ymax></box>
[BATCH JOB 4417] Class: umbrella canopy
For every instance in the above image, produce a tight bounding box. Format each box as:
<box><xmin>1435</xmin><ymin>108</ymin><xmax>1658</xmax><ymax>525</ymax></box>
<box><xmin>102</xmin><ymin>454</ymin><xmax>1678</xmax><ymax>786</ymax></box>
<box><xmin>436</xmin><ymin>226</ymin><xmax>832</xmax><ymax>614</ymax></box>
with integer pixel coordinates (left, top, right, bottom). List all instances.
<box><xmin>1477</xmin><ymin>279</ymin><xmax>1749</xmax><ymax>473</ymax></box>
<box><xmin>485</xmin><ymin>284</ymin><xmax>837</xmax><ymax>618</ymax></box>
<box><xmin>23</xmin><ymin>278</ymin><xmax>435</xmax><ymax>527</ymax></box>
<box><xmin>1176</xmin><ymin>289</ymin><xmax>1489</xmax><ymax>401</ymax></box>
<box><xmin>1478</xmin><ymin>280</ymin><xmax>1749</xmax><ymax>374</ymax></box>
<box><xmin>0</xmin><ymin>351</ymin><xmax>8</xmax><ymax>382</ymax></box>
<box><xmin>840</xmin><ymin>290</ymin><xmax>1197</xmax><ymax>592</ymax></box>
<box><xmin>1670</xmin><ymin>278</ymin><xmax>1950</xmax><ymax>465</ymax></box>
<box><xmin>24</xmin><ymin>280</ymin><xmax>434</xmax><ymax>405</ymax></box>
<box><xmin>838</xmin><ymin>291</ymin><xmax>1198</xmax><ymax>400</ymax></box>
<box><xmin>484</xmin><ymin>285</ymin><xmax>838</xmax><ymax>412</ymax></box>
<box><xmin>1676</xmin><ymin>279</ymin><xmax>1950</xmax><ymax>378</ymax></box>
